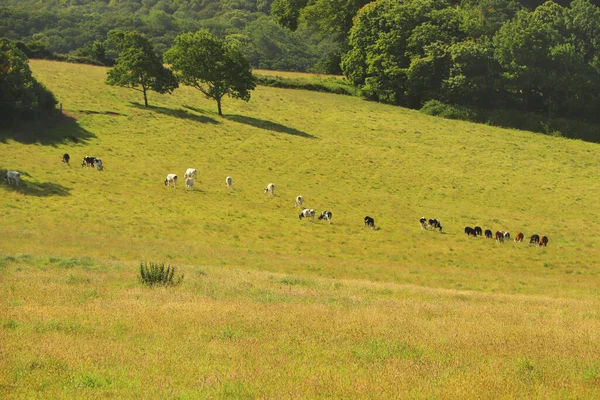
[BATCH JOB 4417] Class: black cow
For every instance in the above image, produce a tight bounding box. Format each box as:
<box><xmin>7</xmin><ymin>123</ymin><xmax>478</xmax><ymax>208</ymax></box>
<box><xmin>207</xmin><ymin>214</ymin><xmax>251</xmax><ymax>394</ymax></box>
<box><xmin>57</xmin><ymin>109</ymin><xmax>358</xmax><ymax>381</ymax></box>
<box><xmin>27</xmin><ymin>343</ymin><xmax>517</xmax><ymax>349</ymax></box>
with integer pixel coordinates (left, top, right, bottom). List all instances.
<box><xmin>364</xmin><ymin>216</ymin><xmax>375</xmax><ymax>229</ymax></box>
<box><xmin>464</xmin><ymin>226</ymin><xmax>477</xmax><ymax>237</ymax></box>
<box><xmin>62</xmin><ymin>153</ymin><xmax>70</xmax><ymax>165</ymax></box>
<box><xmin>474</xmin><ymin>226</ymin><xmax>482</xmax><ymax>236</ymax></box>
<box><xmin>484</xmin><ymin>229</ymin><xmax>493</xmax><ymax>239</ymax></box>
<box><xmin>529</xmin><ymin>234</ymin><xmax>540</xmax><ymax>245</ymax></box>
<box><xmin>495</xmin><ymin>231</ymin><xmax>505</xmax><ymax>243</ymax></box>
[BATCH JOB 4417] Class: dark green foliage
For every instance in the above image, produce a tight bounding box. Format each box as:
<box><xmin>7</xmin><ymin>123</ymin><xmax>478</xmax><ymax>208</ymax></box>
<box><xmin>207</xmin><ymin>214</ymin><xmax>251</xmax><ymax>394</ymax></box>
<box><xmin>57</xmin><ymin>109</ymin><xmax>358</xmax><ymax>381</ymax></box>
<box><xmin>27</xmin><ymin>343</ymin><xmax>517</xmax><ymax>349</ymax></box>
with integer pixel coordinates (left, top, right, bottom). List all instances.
<box><xmin>0</xmin><ymin>39</ymin><xmax>58</xmax><ymax>124</ymax></box>
<box><xmin>420</xmin><ymin>100</ymin><xmax>600</xmax><ymax>143</ymax></box>
<box><xmin>139</xmin><ymin>262</ymin><xmax>184</xmax><ymax>287</ymax></box>
<box><xmin>165</xmin><ymin>30</ymin><xmax>256</xmax><ymax>115</ymax></box>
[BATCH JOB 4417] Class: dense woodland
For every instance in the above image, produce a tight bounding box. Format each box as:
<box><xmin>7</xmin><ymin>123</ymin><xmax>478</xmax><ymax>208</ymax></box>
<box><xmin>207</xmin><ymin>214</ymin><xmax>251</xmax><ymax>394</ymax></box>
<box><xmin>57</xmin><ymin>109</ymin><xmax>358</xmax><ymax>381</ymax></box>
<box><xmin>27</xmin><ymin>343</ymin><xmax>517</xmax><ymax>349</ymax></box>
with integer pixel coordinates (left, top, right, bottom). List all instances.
<box><xmin>2</xmin><ymin>0</ymin><xmax>600</xmax><ymax>133</ymax></box>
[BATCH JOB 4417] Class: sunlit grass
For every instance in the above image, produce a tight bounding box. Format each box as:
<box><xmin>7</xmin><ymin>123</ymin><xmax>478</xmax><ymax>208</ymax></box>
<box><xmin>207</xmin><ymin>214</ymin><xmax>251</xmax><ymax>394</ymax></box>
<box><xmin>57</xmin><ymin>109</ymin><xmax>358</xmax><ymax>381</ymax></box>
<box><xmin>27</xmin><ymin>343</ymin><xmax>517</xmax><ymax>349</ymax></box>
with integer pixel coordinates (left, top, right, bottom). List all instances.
<box><xmin>0</xmin><ymin>60</ymin><xmax>599</xmax><ymax>397</ymax></box>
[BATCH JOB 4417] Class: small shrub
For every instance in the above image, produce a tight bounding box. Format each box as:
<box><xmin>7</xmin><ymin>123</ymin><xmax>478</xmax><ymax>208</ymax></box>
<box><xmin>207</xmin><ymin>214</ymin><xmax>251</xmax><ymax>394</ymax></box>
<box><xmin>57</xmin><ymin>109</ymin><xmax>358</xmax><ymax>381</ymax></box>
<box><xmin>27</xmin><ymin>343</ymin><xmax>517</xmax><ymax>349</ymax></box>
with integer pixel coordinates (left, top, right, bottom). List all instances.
<box><xmin>139</xmin><ymin>262</ymin><xmax>184</xmax><ymax>287</ymax></box>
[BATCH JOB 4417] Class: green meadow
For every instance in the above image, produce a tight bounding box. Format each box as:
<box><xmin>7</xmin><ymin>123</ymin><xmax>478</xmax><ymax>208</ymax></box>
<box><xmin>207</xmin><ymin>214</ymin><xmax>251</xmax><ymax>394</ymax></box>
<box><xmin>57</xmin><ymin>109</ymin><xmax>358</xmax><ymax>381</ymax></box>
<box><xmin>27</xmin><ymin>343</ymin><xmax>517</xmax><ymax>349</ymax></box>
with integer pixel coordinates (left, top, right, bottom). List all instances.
<box><xmin>1</xmin><ymin>60</ymin><xmax>599</xmax><ymax>398</ymax></box>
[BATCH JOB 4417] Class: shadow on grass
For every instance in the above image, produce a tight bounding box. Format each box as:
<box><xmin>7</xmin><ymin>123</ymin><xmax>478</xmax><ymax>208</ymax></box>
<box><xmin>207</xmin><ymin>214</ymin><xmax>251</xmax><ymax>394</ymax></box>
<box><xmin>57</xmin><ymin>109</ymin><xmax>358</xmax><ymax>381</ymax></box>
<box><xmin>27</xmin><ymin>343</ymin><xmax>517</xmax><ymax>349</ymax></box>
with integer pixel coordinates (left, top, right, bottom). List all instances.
<box><xmin>130</xmin><ymin>102</ymin><xmax>220</xmax><ymax>124</ymax></box>
<box><xmin>0</xmin><ymin>113</ymin><xmax>96</xmax><ymax>146</ymax></box>
<box><xmin>0</xmin><ymin>168</ymin><xmax>71</xmax><ymax>197</ymax></box>
<box><xmin>224</xmin><ymin>114</ymin><xmax>316</xmax><ymax>139</ymax></box>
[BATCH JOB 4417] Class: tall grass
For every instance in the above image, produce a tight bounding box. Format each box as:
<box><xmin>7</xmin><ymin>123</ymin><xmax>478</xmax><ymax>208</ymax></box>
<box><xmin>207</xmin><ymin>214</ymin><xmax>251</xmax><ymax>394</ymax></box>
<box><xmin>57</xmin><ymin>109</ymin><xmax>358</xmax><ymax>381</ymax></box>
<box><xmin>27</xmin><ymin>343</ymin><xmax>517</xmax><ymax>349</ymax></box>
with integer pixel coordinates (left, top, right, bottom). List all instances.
<box><xmin>0</xmin><ymin>60</ymin><xmax>599</xmax><ymax>397</ymax></box>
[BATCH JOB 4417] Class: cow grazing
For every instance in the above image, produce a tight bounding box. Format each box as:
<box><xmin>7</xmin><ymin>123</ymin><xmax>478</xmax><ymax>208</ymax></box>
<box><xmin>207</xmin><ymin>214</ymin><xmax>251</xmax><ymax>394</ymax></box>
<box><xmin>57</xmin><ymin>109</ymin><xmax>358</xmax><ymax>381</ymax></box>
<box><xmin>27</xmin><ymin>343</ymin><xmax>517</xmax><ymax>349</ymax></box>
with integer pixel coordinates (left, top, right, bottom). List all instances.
<box><xmin>539</xmin><ymin>236</ymin><xmax>548</xmax><ymax>247</ymax></box>
<box><xmin>185</xmin><ymin>177</ymin><xmax>194</xmax><ymax>191</ymax></box>
<box><xmin>299</xmin><ymin>208</ymin><xmax>315</xmax><ymax>221</ymax></box>
<box><xmin>184</xmin><ymin>168</ymin><xmax>198</xmax><ymax>180</ymax></box>
<box><xmin>318</xmin><ymin>210</ymin><xmax>332</xmax><ymax>224</ymax></box>
<box><xmin>81</xmin><ymin>156</ymin><xmax>98</xmax><ymax>167</ymax></box>
<box><xmin>428</xmin><ymin>219</ymin><xmax>442</xmax><ymax>232</ymax></box>
<box><xmin>225</xmin><ymin>176</ymin><xmax>233</xmax><ymax>189</ymax></box>
<box><xmin>495</xmin><ymin>231</ymin><xmax>504</xmax><ymax>243</ymax></box>
<box><xmin>484</xmin><ymin>229</ymin><xmax>493</xmax><ymax>239</ymax></box>
<box><xmin>62</xmin><ymin>153</ymin><xmax>70</xmax><ymax>165</ymax></box>
<box><xmin>529</xmin><ymin>234</ymin><xmax>540</xmax><ymax>245</ymax></box>
<box><xmin>419</xmin><ymin>217</ymin><xmax>427</xmax><ymax>230</ymax></box>
<box><xmin>503</xmin><ymin>231</ymin><xmax>510</xmax><ymax>240</ymax></box>
<box><xmin>164</xmin><ymin>174</ymin><xmax>177</xmax><ymax>188</ymax></box>
<box><xmin>464</xmin><ymin>226</ymin><xmax>477</xmax><ymax>237</ymax></box>
<box><xmin>364</xmin><ymin>216</ymin><xmax>375</xmax><ymax>229</ymax></box>
<box><xmin>474</xmin><ymin>226</ymin><xmax>483</xmax><ymax>236</ymax></box>
<box><xmin>515</xmin><ymin>232</ymin><xmax>524</xmax><ymax>242</ymax></box>
<box><xmin>264</xmin><ymin>183</ymin><xmax>275</xmax><ymax>196</ymax></box>
<box><xmin>295</xmin><ymin>195</ymin><xmax>304</xmax><ymax>208</ymax></box>
<box><xmin>5</xmin><ymin>170</ymin><xmax>20</xmax><ymax>186</ymax></box>
<box><xmin>95</xmin><ymin>159</ymin><xmax>103</xmax><ymax>171</ymax></box>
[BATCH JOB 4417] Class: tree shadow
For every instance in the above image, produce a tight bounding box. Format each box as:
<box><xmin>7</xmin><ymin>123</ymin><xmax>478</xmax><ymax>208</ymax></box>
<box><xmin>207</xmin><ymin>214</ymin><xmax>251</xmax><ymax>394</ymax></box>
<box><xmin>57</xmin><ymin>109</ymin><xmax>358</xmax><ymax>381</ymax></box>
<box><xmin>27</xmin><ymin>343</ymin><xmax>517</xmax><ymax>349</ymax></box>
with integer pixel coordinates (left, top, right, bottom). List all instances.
<box><xmin>0</xmin><ymin>113</ymin><xmax>96</xmax><ymax>146</ymax></box>
<box><xmin>130</xmin><ymin>102</ymin><xmax>220</xmax><ymax>124</ymax></box>
<box><xmin>224</xmin><ymin>114</ymin><xmax>317</xmax><ymax>139</ymax></box>
<box><xmin>0</xmin><ymin>168</ymin><xmax>71</xmax><ymax>197</ymax></box>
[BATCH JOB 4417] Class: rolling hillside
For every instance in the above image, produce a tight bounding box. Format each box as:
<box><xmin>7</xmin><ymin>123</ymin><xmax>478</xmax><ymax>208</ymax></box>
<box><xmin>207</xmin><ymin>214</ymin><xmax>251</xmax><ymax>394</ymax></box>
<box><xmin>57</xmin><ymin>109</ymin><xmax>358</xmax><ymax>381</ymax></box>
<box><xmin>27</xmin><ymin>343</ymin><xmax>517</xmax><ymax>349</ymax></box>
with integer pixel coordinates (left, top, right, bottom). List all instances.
<box><xmin>1</xmin><ymin>60</ymin><xmax>599</xmax><ymax>397</ymax></box>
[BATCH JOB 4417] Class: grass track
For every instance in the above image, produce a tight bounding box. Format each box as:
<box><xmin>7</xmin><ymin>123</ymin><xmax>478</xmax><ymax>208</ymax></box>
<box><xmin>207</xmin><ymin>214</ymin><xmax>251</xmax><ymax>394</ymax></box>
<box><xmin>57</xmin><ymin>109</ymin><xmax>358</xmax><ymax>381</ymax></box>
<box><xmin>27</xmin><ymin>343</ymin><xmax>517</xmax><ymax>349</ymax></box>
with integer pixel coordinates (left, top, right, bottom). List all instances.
<box><xmin>0</xmin><ymin>60</ymin><xmax>599</xmax><ymax>397</ymax></box>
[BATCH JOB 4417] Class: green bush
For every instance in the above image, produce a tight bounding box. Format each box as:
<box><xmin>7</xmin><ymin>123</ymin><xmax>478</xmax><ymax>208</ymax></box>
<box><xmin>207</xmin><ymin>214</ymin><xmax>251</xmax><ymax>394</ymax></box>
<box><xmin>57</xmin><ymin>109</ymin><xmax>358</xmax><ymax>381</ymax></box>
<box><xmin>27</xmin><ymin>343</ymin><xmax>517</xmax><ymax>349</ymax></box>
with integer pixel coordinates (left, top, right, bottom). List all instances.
<box><xmin>139</xmin><ymin>262</ymin><xmax>184</xmax><ymax>287</ymax></box>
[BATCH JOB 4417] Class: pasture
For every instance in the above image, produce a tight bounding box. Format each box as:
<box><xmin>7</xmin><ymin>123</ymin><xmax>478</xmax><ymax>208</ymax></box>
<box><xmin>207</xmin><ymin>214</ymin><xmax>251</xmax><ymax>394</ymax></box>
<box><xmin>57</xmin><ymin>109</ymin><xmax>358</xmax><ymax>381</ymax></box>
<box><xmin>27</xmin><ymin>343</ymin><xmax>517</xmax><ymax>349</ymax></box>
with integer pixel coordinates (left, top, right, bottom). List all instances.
<box><xmin>0</xmin><ymin>60</ymin><xmax>599</xmax><ymax>398</ymax></box>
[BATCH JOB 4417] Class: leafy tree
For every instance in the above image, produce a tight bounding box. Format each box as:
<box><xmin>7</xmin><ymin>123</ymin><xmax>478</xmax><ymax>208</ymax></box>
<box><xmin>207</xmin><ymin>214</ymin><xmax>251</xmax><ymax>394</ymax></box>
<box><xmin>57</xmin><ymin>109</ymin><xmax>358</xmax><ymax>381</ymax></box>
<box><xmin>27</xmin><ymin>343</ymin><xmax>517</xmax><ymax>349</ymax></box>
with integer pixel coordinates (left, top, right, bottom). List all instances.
<box><xmin>105</xmin><ymin>30</ymin><xmax>178</xmax><ymax>107</ymax></box>
<box><xmin>164</xmin><ymin>29</ymin><xmax>256</xmax><ymax>116</ymax></box>
<box><xmin>0</xmin><ymin>39</ymin><xmax>57</xmax><ymax>123</ymax></box>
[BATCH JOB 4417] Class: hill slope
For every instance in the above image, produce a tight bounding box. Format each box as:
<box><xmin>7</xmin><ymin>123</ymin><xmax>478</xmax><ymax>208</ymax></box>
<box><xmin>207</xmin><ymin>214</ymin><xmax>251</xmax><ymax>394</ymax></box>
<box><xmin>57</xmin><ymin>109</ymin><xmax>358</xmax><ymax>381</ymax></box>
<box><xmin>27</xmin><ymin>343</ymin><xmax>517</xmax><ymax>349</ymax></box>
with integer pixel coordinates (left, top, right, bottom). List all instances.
<box><xmin>0</xmin><ymin>60</ymin><xmax>599</xmax><ymax>397</ymax></box>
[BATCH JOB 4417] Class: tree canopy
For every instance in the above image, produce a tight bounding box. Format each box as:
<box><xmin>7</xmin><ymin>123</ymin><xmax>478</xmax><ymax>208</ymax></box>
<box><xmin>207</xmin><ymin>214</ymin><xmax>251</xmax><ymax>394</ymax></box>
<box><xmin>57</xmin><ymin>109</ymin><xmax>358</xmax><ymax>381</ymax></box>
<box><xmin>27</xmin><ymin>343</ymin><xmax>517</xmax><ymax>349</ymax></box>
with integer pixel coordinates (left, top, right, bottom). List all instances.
<box><xmin>106</xmin><ymin>30</ymin><xmax>178</xmax><ymax>107</ymax></box>
<box><xmin>0</xmin><ymin>38</ymin><xmax>57</xmax><ymax>123</ymax></box>
<box><xmin>164</xmin><ymin>30</ymin><xmax>256</xmax><ymax>116</ymax></box>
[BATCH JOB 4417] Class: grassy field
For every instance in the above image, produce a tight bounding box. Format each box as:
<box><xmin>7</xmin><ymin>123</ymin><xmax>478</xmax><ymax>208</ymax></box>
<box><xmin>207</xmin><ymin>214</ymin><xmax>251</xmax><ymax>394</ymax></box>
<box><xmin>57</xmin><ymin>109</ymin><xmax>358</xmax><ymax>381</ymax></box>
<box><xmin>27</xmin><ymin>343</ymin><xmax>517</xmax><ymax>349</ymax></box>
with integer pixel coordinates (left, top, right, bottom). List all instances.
<box><xmin>1</xmin><ymin>60</ymin><xmax>599</xmax><ymax>398</ymax></box>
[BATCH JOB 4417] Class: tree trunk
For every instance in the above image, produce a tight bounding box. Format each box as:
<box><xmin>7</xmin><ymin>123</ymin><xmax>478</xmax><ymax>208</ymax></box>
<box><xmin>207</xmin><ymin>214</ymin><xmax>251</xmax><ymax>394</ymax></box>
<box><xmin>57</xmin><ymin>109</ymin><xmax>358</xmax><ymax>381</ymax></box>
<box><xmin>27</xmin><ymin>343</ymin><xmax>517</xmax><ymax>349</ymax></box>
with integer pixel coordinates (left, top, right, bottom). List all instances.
<box><xmin>143</xmin><ymin>85</ymin><xmax>148</xmax><ymax>107</ymax></box>
<box><xmin>216</xmin><ymin>97</ymin><xmax>222</xmax><ymax>116</ymax></box>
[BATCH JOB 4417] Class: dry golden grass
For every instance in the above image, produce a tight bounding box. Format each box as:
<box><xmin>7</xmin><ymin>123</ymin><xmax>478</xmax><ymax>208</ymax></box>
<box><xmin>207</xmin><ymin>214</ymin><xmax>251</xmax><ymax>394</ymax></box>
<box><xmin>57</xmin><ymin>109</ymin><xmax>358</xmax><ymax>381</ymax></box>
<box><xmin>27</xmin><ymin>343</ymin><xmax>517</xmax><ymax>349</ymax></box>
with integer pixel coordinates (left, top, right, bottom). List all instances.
<box><xmin>0</xmin><ymin>60</ymin><xmax>599</xmax><ymax>397</ymax></box>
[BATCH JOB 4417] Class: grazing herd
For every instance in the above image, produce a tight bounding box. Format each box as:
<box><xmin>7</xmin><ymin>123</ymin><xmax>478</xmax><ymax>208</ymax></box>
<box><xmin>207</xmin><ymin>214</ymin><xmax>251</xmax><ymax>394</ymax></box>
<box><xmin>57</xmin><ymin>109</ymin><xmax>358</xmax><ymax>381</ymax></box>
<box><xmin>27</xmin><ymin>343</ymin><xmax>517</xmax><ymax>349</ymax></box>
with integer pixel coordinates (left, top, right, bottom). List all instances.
<box><xmin>4</xmin><ymin>155</ymin><xmax>551</xmax><ymax>248</ymax></box>
<box><xmin>463</xmin><ymin>224</ymin><xmax>549</xmax><ymax>247</ymax></box>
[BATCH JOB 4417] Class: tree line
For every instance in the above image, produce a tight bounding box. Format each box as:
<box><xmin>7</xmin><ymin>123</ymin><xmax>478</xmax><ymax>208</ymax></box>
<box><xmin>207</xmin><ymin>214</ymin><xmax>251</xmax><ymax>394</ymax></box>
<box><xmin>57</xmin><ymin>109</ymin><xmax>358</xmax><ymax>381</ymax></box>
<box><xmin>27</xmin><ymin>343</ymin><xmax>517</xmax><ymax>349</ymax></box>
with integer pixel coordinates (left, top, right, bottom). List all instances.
<box><xmin>275</xmin><ymin>0</ymin><xmax>600</xmax><ymax>125</ymax></box>
<box><xmin>0</xmin><ymin>0</ymin><xmax>338</xmax><ymax>73</ymax></box>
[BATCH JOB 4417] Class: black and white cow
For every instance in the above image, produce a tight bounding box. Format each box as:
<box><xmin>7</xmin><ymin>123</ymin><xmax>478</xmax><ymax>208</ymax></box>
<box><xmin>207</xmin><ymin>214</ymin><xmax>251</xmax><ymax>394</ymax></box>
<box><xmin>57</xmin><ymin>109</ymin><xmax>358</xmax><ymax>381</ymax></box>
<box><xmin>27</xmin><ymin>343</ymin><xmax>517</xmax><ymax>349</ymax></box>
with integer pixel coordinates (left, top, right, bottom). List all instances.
<box><xmin>318</xmin><ymin>210</ymin><xmax>332</xmax><ymax>224</ymax></box>
<box><xmin>474</xmin><ymin>226</ymin><xmax>483</xmax><ymax>236</ymax></box>
<box><xmin>364</xmin><ymin>216</ymin><xmax>375</xmax><ymax>229</ymax></box>
<box><xmin>81</xmin><ymin>156</ymin><xmax>98</xmax><ymax>167</ymax></box>
<box><xmin>419</xmin><ymin>217</ymin><xmax>427</xmax><ymax>230</ymax></box>
<box><xmin>299</xmin><ymin>209</ymin><xmax>315</xmax><ymax>221</ymax></box>
<box><xmin>428</xmin><ymin>219</ymin><xmax>442</xmax><ymax>232</ymax></box>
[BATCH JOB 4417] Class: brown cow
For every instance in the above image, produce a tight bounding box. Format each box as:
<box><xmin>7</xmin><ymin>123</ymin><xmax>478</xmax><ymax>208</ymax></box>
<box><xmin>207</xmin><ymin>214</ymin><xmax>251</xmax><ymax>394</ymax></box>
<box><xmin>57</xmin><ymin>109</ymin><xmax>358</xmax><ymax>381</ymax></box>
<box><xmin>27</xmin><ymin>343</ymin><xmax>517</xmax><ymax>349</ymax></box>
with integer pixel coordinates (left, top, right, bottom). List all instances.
<box><xmin>514</xmin><ymin>232</ymin><xmax>524</xmax><ymax>242</ymax></box>
<box><xmin>495</xmin><ymin>231</ymin><xmax>504</xmax><ymax>243</ymax></box>
<box><xmin>539</xmin><ymin>236</ymin><xmax>548</xmax><ymax>247</ymax></box>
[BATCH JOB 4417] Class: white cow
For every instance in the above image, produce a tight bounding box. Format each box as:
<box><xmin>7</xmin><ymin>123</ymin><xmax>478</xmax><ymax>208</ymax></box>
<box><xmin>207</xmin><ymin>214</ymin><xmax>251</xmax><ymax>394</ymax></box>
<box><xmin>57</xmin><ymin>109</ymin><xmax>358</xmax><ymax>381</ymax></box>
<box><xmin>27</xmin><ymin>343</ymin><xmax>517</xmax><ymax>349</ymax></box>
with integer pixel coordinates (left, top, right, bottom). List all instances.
<box><xmin>264</xmin><ymin>183</ymin><xmax>275</xmax><ymax>196</ymax></box>
<box><xmin>184</xmin><ymin>168</ymin><xmax>198</xmax><ymax>180</ymax></box>
<box><xmin>185</xmin><ymin>177</ymin><xmax>194</xmax><ymax>191</ymax></box>
<box><xmin>299</xmin><ymin>208</ymin><xmax>315</xmax><ymax>221</ymax></box>
<box><xmin>226</xmin><ymin>176</ymin><xmax>233</xmax><ymax>189</ymax></box>
<box><xmin>295</xmin><ymin>195</ymin><xmax>304</xmax><ymax>208</ymax></box>
<box><xmin>5</xmin><ymin>171</ymin><xmax>20</xmax><ymax>186</ymax></box>
<box><xmin>164</xmin><ymin>174</ymin><xmax>177</xmax><ymax>188</ymax></box>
